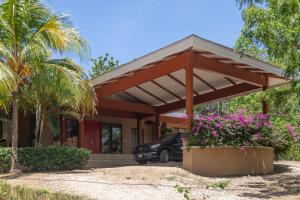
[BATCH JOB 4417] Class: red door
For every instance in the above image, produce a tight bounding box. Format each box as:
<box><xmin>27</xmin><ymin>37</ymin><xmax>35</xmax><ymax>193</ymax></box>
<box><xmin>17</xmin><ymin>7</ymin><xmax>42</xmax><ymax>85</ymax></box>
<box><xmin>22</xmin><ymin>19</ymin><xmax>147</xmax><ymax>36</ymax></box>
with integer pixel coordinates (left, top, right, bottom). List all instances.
<box><xmin>82</xmin><ymin>120</ymin><xmax>100</xmax><ymax>153</ymax></box>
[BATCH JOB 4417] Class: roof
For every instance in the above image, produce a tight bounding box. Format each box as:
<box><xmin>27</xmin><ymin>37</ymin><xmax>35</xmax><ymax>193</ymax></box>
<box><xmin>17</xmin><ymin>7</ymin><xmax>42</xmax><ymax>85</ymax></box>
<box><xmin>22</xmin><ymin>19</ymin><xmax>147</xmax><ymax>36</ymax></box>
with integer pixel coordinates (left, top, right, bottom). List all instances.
<box><xmin>92</xmin><ymin>35</ymin><xmax>289</xmax><ymax>113</ymax></box>
<box><xmin>92</xmin><ymin>35</ymin><xmax>286</xmax><ymax>87</ymax></box>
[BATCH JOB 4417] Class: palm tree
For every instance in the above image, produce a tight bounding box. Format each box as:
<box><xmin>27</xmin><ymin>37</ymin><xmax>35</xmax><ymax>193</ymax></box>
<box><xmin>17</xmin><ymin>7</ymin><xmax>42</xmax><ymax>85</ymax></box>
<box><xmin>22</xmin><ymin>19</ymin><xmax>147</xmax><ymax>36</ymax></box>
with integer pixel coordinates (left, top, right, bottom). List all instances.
<box><xmin>0</xmin><ymin>0</ymin><xmax>90</xmax><ymax>173</ymax></box>
<box><xmin>20</xmin><ymin>58</ymin><xmax>96</xmax><ymax>147</ymax></box>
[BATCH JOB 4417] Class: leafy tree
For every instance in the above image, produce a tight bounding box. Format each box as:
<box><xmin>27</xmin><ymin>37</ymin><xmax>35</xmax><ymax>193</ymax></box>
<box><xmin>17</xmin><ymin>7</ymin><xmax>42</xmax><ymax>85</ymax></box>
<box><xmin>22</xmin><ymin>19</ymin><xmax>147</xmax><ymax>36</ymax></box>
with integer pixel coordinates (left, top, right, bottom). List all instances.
<box><xmin>236</xmin><ymin>0</ymin><xmax>300</xmax><ymax>96</ymax></box>
<box><xmin>0</xmin><ymin>0</ymin><xmax>91</xmax><ymax>173</ymax></box>
<box><xmin>236</xmin><ymin>0</ymin><xmax>266</xmax><ymax>8</ymax></box>
<box><xmin>89</xmin><ymin>53</ymin><xmax>119</xmax><ymax>78</ymax></box>
<box><xmin>197</xmin><ymin>0</ymin><xmax>300</xmax><ymax>141</ymax></box>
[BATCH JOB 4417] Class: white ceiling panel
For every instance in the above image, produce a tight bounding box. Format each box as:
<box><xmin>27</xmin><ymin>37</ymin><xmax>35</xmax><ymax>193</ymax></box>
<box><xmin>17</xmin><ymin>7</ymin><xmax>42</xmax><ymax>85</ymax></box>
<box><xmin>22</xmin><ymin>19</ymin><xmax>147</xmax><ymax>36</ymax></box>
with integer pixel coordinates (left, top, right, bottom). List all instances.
<box><xmin>194</xmin><ymin>69</ymin><xmax>232</xmax><ymax>89</ymax></box>
<box><xmin>139</xmin><ymin>82</ymin><xmax>178</xmax><ymax>103</ymax></box>
<box><xmin>154</xmin><ymin>76</ymin><xmax>186</xmax><ymax>98</ymax></box>
<box><xmin>170</xmin><ymin>69</ymin><xmax>185</xmax><ymax>83</ymax></box>
<box><xmin>125</xmin><ymin>87</ymin><xmax>162</xmax><ymax>106</ymax></box>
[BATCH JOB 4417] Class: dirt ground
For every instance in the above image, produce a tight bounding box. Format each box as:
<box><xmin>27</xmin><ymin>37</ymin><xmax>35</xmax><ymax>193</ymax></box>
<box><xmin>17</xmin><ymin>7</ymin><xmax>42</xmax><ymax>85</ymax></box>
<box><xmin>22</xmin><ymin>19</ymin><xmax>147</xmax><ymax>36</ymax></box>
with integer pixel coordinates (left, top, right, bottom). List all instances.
<box><xmin>2</xmin><ymin>161</ymin><xmax>300</xmax><ymax>200</ymax></box>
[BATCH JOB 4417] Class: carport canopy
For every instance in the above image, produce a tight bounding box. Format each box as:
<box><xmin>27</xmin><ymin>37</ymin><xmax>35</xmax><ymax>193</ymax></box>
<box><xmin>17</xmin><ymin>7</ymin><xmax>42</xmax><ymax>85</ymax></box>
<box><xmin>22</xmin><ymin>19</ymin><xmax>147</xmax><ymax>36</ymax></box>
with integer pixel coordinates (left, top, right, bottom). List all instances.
<box><xmin>91</xmin><ymin>35</ymin><xmax>288</xmax><ymax>130</ymax></box>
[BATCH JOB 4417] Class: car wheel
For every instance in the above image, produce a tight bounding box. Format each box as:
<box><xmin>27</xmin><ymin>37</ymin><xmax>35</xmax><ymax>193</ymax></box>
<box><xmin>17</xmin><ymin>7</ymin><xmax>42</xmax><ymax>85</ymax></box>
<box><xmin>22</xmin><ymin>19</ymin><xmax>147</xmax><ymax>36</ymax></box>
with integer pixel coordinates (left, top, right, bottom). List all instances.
<box><xmin>138</xmin><ymin>161</ymin><xmax>147</xmax><ymax>165</ymax></box>
<box><xmin>159</xmin><ymin>149</ymin><xmax>169</xmax><ymax>163</ymax></box>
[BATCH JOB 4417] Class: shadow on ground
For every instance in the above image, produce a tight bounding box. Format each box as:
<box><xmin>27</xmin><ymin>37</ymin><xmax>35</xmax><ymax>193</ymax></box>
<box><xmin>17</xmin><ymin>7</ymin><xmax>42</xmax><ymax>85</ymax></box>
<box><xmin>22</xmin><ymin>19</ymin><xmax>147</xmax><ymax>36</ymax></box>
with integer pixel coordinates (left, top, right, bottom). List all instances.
<box><xmin>239</xmin><ymin>163</ymin><xmax>300</xmax><ymax>199</ymax></box>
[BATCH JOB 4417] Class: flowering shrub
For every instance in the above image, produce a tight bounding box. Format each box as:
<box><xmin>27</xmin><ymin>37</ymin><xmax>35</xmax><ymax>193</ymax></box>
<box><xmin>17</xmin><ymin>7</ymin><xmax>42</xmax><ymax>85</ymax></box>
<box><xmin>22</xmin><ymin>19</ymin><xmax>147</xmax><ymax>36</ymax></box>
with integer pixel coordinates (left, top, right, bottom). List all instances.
<box><xmin>184</xmin><ymin>112</ymin><xmax>298</xmax><ymax>152</ymax></box>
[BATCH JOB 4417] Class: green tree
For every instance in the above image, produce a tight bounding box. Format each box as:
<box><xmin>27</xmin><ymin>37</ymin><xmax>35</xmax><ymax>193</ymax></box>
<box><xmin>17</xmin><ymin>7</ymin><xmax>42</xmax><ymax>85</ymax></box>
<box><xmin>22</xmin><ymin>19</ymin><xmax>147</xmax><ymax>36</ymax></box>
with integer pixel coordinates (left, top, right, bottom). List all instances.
<box><xmin>89</xmin><ymin>53</ymin><xmax>119</xmax><ymax>78</ymax></box>
<box><xmin>236</xmin><ymin>0</ymin><xmax>300</xmax><ymax>95</ymax></box>
<box><xmin>236</xmin><ymin>0</ymin><xmax>266</xmax><ymax>8</ymax></box>
<box><xmin>0</xmin><ymin>0</ymin><xmax>91</xmax><ymax>173</ymax></box>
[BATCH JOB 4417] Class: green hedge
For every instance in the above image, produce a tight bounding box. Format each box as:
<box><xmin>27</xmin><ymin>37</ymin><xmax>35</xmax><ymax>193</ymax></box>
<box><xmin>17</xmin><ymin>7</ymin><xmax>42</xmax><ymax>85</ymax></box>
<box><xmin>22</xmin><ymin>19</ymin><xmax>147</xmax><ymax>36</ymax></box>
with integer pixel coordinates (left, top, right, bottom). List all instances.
<box><xmin>0</xmin><ymin>146</ymin><xmax>91</xmax><ymax>173</ymax></box>
<box><xmin>277</xmin><ymin>143</ymin><xmax>300</xmax><ymax>161</ymax></box>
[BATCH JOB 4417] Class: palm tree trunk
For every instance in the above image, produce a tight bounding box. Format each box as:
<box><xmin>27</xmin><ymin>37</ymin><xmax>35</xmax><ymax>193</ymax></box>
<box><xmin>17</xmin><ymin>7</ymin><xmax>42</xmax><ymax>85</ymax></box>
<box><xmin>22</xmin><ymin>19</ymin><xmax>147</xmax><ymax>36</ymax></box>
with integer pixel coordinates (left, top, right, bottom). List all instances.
<box><xmin>38</xmin><ymin>111</ymin><xmax>45</xmax><ymax>146</ymax></box>
<box><xmin>34</xmin><ymin>104</ymin><xmax>41</xmax><ymax>148</ymax></box>
<box><xmin>10</xmin><ymin>90</ymin><xmax>21</xmax><ymax>174</ymax></box>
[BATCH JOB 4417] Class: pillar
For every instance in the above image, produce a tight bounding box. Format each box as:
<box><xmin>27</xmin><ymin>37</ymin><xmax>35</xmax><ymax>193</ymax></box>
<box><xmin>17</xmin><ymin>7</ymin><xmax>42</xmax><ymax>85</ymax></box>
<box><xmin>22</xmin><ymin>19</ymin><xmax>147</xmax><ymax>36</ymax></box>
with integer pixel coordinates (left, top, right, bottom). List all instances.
<box><xmin>155</xmin><ymin>114</ymin><xmax>160</xmax><ymax>139</ymax></box>
<box><xmin>79</xmin><ymin>120</ymin><xmax>85</xmax><ymax>148</ymax></box>
<box><xmin>185</xmin><ymin>50</ymin><xmax>194</xmax><ymax>130</ymax></box>
<box><xmin>262</xmin><ymin>76</ymin><xmax>269</xmax><ymax>115</ymax></box>
<box><xmin>137</xmin><ymin>116</ymin><xmax>140</xmax><ymax>145</ymax></box>
<box><xmin>262</xmin><ymin>86</ymin><xmax>269</xmax><ymax>114</ymax></box>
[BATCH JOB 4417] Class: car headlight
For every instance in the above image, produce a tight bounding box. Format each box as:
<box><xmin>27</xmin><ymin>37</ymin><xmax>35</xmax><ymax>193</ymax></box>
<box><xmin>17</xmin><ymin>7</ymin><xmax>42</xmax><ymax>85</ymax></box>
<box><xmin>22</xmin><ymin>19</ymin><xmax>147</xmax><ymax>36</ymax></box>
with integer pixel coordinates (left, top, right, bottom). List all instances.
<box><xmin>150</xmin><ymin>144</ymin><xmax>161</xmax><ymax>149</ymax></box>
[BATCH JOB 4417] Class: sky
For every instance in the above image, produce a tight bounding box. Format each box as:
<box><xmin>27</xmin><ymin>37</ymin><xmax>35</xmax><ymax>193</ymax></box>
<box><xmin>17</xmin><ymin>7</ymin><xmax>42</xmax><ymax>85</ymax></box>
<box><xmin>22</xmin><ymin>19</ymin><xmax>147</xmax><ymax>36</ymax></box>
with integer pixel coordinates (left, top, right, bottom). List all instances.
<box><xmin>45</xmin><ymin>0</ymin><xmax>244</xmax><ymax>72</ymax></box>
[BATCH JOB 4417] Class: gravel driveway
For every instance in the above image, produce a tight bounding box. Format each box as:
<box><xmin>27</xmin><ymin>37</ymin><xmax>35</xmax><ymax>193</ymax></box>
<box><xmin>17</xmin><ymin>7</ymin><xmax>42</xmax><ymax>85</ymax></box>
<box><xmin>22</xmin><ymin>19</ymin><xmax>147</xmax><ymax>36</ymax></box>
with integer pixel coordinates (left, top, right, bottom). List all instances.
<box><xmin>3</xmin><ymin>161</ymin><xmax>300</xmax><ymax>200</ymax></box>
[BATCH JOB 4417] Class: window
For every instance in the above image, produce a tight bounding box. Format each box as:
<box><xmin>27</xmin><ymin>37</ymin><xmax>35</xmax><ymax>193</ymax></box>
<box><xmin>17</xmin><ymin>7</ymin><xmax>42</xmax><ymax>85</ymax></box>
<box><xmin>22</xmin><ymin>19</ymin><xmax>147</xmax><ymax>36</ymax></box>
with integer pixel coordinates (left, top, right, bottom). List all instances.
<box><xmin>101</xmin><ymin>123</ymin><xmax>122</xmax><ymax>153</ymax></box>
<box><xmin>131</xmin><ymin>128</ymin><xmax>138</xmax><ymax>149</ymax></box>
<box><xmin>66</xmin><ymin>119</ymin><xmax>79</xmax><ymax>147</ymax></box>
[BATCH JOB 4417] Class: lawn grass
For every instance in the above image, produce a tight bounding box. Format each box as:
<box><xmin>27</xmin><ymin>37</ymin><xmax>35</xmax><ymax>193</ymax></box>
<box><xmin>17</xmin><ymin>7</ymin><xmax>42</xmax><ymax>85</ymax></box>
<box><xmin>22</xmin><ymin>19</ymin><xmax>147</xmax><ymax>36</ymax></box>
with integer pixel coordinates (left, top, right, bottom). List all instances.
<box><xmin>0</xmin><ymin>180</ymin><xmax>90</xmax><ymax>200</ymax></box>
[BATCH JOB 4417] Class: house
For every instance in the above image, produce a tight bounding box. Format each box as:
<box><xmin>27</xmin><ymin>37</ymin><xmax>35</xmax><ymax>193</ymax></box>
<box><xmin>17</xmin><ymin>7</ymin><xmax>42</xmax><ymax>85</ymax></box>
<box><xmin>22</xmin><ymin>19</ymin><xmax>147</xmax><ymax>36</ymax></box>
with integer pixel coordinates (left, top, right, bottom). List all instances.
<box><xmin>0</xmin><ymin>35</ymin><xmax>288</xmax><ymax>154</ymax></box>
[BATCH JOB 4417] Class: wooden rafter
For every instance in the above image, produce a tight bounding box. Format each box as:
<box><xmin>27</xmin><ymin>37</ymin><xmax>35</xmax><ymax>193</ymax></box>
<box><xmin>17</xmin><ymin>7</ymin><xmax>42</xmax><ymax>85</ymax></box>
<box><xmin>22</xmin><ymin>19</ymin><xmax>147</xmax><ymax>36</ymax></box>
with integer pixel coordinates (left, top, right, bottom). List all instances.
<box><xmin>225</xmin><ymin>77</ymin><xmax>236</xmax><ymax>85</ymax></box>
<box><xmin>150</xmin><ymin>80</ymin><xmax>183</xmax><ymax>100</ymax></box>
<box><xmin>122</xmin><ymin>91</ymin><xmax>149</xmax><ymax>105</ymax></box>
<box><xmin>156</xmin><ymin>83</ymin><xmax>259</xmax><ymax>114</ymax></box>
<box><xmin>96</xmin><ymin>52</ymin><xmax>186</xmax><ymax>97</ymax></box>
<box><xmin>194</xmin><ymin>54</ymin><xmax>268</xmax><ymax>86</ymax></box>
<box><xmin>136</xmin><ymin>85</ymin><xmax>167</xmax><ymax>104</ymax></box>
<box><xmin>193</xmin><ymin>73</ymin><xmax>216</xmax><ymax>91</ymax></box>
<box><xmin>167</xmin><ymin>74</ymin><xmax>199</xmax><ymax>96</ymax></box>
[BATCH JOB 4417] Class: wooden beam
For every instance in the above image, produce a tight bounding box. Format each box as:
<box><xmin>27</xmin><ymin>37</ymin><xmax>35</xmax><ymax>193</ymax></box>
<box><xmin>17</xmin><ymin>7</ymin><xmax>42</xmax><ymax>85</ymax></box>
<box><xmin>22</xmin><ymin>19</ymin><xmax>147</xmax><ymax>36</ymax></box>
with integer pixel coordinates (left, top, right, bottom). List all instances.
<box><xmin>136</xmin><ymin>85</ymin><xmax>167</xmax><ymax>104</ymax></box>
<box><xmin>97</xmin><ymin>108</ymin><xmax>138</xmax><ymax>118</ymax></box>
<box><xmin>150</xmin><ymin>80</ymin><xmax>183</xmax><ymax>100</ymax></box>
<box><xmin>185</xmin><ymin>50</ymin><xmax>194</xmax><ymax>130</ymax></box>
<box><xmin>99</xmin><ymin>98</ymin><xmax>157</xmax><ymax>114</ymax></box>
<box><xmin>194</xmin><ymin>54</ymin><xmax>268</xmax><ymax>86</ymax></box>
<box><xmin>160</xmin><ymin>115</ymin><xmax>184</xmax><ymax>125</ymax></box>
<box><xmin>156</xmin><ymin>83</ymin><xmax>259</xmax><ymax>114</ymax></box>
<box><xmin>167</xmin><ymin>74</ymin><xmax>199</xmax><ymax>96</ymax></box>
<box><xmin>193</xmin><ymin>73</ymin><xmax>216</xmax><ymax>91</ymax></box>
<box><xmin>96</xmin><ymin>53</ymin><xmax>186</xmax><ymax>97</ymax></box>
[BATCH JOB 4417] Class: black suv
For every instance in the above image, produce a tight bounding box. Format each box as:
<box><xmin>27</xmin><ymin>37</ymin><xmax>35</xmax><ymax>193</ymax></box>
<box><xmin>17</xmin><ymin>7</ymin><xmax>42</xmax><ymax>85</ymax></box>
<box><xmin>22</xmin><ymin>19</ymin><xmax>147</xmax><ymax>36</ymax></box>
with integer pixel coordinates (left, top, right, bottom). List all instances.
<box><xmin>134</xmin><ymin>132</ymin><xmax>183</xmax><ymax>164</ymax></box>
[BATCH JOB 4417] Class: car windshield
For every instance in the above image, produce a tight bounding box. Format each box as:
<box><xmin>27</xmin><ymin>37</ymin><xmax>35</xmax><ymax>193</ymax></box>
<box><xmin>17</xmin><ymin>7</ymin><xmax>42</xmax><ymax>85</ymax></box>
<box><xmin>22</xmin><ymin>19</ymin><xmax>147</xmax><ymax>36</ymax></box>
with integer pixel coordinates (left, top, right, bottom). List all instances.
<box><xmin>159</xmin><ymin>133</ymin><xmax>177</xmax><ymax>142</ymax></box>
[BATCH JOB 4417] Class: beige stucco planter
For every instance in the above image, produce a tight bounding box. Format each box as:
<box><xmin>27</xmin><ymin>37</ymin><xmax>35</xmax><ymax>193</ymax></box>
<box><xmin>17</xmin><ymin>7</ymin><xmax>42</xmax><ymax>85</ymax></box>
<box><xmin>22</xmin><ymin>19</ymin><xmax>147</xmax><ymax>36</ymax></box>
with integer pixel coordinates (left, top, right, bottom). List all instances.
<box><xmin>183</xmin><ymin>146</ymin><xmax>274</xmax><ymax>177</ymax></box>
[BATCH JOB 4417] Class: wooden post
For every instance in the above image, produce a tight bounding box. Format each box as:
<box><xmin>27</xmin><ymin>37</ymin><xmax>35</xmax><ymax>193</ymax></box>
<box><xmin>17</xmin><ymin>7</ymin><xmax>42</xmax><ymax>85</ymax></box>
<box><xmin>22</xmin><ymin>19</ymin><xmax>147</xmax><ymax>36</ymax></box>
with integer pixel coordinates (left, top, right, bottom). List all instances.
<box><xmin>262</xmin><ymin>86</ymin><xmax>269</xmax><ymax>114</ymax></box>
<box><xmin>185</xmin><ymin>50</ymin><xmax>194</xmax><ymax>130</ymax></box>
<box><xmin>79</xmin><ymin>120</ymin><xmax>85</xmax><ymax>148</ymax></box>
<box><xmin>137</xmin><ymin>116</ymin><xmax>140</xmax><ymax>145</ymax></box>
<box><xmin>155</xmin><ymin>114</ymin><xmax>160</xmax><ymax>139</ymax></box>
<box><xmin>262</xmin><ymin>76</ymin><xmax>269</xmax><ymax>115</ymax></box>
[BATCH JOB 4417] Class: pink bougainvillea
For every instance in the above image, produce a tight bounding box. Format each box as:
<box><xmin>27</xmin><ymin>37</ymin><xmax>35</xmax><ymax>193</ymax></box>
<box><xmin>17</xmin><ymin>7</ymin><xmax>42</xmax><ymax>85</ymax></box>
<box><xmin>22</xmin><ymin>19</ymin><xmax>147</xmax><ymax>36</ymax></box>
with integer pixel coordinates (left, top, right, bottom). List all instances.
<box><xmin>183</xmin><ymin>111</ymin><xmax>297</xmax><ymax>150</ymax></box>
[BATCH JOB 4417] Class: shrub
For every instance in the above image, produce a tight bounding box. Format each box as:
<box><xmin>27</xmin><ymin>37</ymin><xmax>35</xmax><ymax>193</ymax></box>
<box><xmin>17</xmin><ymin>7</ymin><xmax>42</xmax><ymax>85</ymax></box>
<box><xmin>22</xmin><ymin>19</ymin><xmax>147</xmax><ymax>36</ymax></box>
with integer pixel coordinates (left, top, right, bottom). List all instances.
<box><xmin>0</xmin><ymin>146</ymin><xmax>91</xmax><ymax>173</ymax></box>
<box><xmin>0</xmin><ymin>180</ymin><xmax>89</xmax><ymax>200</ymax></box>
<box><xmin>277</xmin><ymin>143</ymin><xmax>300</xmax><ymax>160</ymax></box>
<box><xmin>208</xmin><ymin>180</ymin><xmax>230</xmax><ymax>189</ymax></box>
<box><xmin>184</xmin><ymin>112</ymin><xmax>298</xmax><ymax>153</ymax></box>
